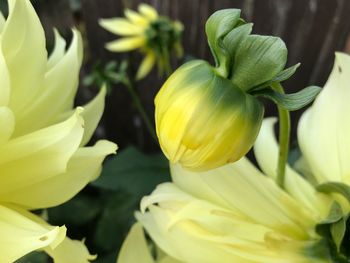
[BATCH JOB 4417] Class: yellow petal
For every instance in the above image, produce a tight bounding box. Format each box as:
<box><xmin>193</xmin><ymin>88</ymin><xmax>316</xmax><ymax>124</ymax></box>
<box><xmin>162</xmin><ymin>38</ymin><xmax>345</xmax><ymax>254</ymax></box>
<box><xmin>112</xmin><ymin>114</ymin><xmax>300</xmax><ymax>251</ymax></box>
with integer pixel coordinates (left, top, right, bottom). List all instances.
<box><xmin>106</xmin><ymin>36</ymin><xmax>146</xmax><ymax>52</ymax></box>
<box><xmin>0</xmin><ymin>109</ymin><xmax>84</xmax><ymax>206</ymax></box>
<box><xmin>45</xmin><ymin>237</ymin><xmax>96</xmax><ymax>263</ymax></box>
<box><xmin>170</xmin><ymin>161</ymin><xmax>317</xmax><ymax>239</ymax></box>
<box><xmin>2</xmin><ymin>0</ymin><xmax>47</xmax><ymax>114</ymax></box>
<box><xmin>0</xmin><ymin>107</ymin><xmax>14</xmax><ymax>145</ymax></box>
<box><xmin>298</xmin><ymin>53</ymin><xmax>350</xmax><ymax>184</ymax></box>
<box><xmin>124</xmin><ymin>9</ymin><xmax>148</xmax><ymax>27</ymax></box>
<box><xmin>47</xmin><ymin>29</ymin><xmax>67</xmax><ymax>70</ymax></box>
<box><xmin>0</xmin><ymin>204</ymin><xmax>66</xmax><ymax>262</ymax></box>
<box><xmin>5</xmin><ymin>140</ymin><xmax>117</xmax><ymax>209</ymax></box>
<box><xmin>14</xmin><ymin>30</ymin><xmax>83</xmax><ymax>136</ymax></box>
<box><xmin>99</xmin><ymin>17</ymin><xmax>144</xmax><ymax>36</ymax></box>
<box><xmin>117</xmin><ymin>223</ymin><xmax>154</xmax><ymax>263</ymax></box>
<box><xmin>254</xmin><ymin>118</ymin><xmax>332</xmax><ymax>218</ymax></box>
<box><xmin>138</xmin><ymin>4</ymin><xmax>159</xmax><ymax>21</ymax></box>
<box><xmin>80</xmin><ymin>86</ymin><xmax>107</xmax><ymax>146</ymax></box>
<box><xmin>0</xmin><ymin>45</ymin><xmax>10</xmax><ymax>107</ymax></box>
<box><xmin>136</xmin><ymin>52</ymin><xmax>156</xmax><ymax>80</ymax></box>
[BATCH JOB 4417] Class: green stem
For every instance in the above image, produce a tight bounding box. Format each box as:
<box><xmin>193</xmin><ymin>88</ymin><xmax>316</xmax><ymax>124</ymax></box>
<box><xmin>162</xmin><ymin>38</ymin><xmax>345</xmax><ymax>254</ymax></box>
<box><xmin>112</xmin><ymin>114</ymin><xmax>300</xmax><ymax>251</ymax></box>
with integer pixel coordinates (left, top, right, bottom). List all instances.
<box><xmin>271</xmin><ymin>82</ymin><xmax>291</xmax><ymax>189</ymax></box>
<box><xmin>161</xmin><ymin>46</ymin><xmax>172</xmax><ymax>77</ymax></box>
<box><xmin>124</xmin><ymin>78</ymin><xmax>158</xmax><ymax>141</ymax></box>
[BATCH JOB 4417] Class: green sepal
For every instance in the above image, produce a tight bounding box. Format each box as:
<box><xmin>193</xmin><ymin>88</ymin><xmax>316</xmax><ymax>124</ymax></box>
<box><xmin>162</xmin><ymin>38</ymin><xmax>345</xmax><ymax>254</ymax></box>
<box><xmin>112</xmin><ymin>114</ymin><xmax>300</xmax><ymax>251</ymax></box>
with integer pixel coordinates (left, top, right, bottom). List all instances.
<box><xmin>252</xmin><ymin>85</ymin><xmax>321</xmax><ymax>111</ymax></box>
<box><xmin>205</xmin><ymin>9</ymin><xmax>242</xmax><ymax>77</ymax></box>
<box><xmin>231</xmin><ymin>35</ymin><xmax>287</xmax><ymax>91</ymax></box>
<box><xmin>222</xmin><ymin>23</ymin><xmax>252</xmax><ymax>66</ymax></box>
<box><xmin>319</xmin><ymin>202</ymin><xmax>344</xmax><ymax>226</ymax></box>
<box><xmin>252</xmin><ymin>63</ymin><xmax>301</xmax><ymax>91</ymax></box>
<box><xmin>316</xmin><ymin>182</ymin><xmax>350</xmax><ymax>203</ymax></box>
<box><xmin>331</xmin><ymin>216</ymin><xmax>347</xmax><ymax>252</ymax></box>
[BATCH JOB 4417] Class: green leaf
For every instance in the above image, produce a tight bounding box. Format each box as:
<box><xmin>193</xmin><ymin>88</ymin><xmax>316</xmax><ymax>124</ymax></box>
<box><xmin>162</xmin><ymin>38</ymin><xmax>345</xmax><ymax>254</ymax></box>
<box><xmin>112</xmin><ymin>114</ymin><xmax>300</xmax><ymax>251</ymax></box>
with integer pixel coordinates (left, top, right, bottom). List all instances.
<box><xmin>92</xmin><ymin>146</ymin><xmax>170</xmax><ymax>196</ymax></box>
<box><xmin>331</xmin><ymin>216</ymin><xmax>346</xmax><ymax>252</ymax></box>
<box><xmin>316</xmin><ymin>182</ymin><xmax>350</xmax><ymax>203</ymax></box>
<box><xmin>15</xmin><ymin>252</ymin><xmax>49</xmax><ymax>263</ymax></box>
<box><xmin>252</xmin><ymin>85</ymin><xmax>321</xmax><ymax>111</ymax></box>
<box><xmin>231</xmin><ymin>35</ymin><xmax>287</xmax><ymax>91</ymax></box>
<box><xmin>252</xmin><ymin>63</ymin><xmax>301</xmax><ymax>90</ymax></box>
<box><xmin>205</xmin><ymin>9</ymin><xmax>242</xmax><ymax>76</ymax></box>
<box><xmin>93</xmin><ymin>191</ymin><xmax>137</xmax><ymax>252</ymax></box>
<box><xmin>48</xmin><ymin>195</ymin><xmax>101</xmax><ymax>226</ymax></box>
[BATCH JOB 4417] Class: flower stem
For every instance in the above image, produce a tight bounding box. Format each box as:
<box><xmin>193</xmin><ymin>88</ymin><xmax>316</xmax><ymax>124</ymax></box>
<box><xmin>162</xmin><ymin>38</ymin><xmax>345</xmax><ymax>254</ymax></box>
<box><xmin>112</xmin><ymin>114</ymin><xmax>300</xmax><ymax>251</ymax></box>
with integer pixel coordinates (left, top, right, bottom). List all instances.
<box><xmin>124</xmin><ymin>78</ymin><xmax>158</xmax><ymax>141</ymax></box>
<box><xmin>271</xmin><ymin>82</ymin><xmax>291</xmax><ymax>189</ymax></box>
<box><xmin>161</xmin><ymin>46</ymin><xmax>172</xmax><ymax>77</ymax></box>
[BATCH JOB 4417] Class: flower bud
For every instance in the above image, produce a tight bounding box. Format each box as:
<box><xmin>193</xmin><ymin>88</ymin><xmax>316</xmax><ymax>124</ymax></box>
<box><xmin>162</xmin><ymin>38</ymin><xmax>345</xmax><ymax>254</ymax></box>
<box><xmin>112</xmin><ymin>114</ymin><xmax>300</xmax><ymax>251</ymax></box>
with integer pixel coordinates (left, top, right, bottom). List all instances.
<box><xmin>155</xmin><ymin>60</ymin><xmax>264</xmax><ymax>171</ymax></box>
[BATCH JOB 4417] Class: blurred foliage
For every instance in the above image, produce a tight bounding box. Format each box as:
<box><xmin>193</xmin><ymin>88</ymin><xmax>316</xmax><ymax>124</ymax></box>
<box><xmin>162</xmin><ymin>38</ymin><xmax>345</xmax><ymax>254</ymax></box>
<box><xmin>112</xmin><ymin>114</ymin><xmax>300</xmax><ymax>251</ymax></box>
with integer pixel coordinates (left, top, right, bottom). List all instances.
<box><xmin>83</xmin><ymin>61</ymin><xmax>129</xmax><ymax>93</ymax></box>
<box><xmin>17</xmin><ymin>146</ymin><xmax>170</xmax><ymax>263</ymax></box>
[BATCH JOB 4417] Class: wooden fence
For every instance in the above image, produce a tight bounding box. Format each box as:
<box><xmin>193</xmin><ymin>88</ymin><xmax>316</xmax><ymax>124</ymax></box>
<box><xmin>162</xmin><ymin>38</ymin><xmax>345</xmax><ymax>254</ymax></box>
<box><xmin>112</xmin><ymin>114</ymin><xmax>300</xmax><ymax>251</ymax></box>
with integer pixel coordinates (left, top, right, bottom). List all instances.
<box><xmin>31</xmin><ymin>0</ymin><xmax>350</xmax><ymax>150</ymax></box>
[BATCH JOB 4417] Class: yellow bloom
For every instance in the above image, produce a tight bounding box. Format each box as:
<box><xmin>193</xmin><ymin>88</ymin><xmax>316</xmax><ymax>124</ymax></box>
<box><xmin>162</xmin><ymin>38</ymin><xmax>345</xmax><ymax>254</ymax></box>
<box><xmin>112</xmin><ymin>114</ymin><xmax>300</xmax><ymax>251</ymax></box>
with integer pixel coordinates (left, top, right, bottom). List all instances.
<box><xmin>117</xmin><ymin>53</ymin><xmax>350</xmax><ymax>262</ymax></box>
<box><xmin>0</xmin><ymin>0</ymin><xmax>117</xmax><ymax>261</ymax></box>
<box><xmin>99</xmin><ymin>3</ymin><xmax>183</xmax><ymax>79</ymax></box>
<box><xmin>297</xmin><ymin>53</ymin><xmax>350</xmax><ymax>185</ymax></box>
<box><xmin>155</xmin><ymin>60</ymin><xmax>263</xmax><ymax>171</ymax></box>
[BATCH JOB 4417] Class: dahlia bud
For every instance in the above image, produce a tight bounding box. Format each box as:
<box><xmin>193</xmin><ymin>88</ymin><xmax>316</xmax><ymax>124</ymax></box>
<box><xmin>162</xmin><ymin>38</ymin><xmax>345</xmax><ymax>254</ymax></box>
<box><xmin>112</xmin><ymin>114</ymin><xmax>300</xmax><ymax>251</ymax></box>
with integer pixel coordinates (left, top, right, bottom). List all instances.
<box><xmin>155</xmin><ymin>9</ymin><xmax>291</xmax><ymax>171</ymax></box>
<box><xmin>155</xmin><ymin>60</ymin><xmax>264</xmax><ymax>171</ymax></box>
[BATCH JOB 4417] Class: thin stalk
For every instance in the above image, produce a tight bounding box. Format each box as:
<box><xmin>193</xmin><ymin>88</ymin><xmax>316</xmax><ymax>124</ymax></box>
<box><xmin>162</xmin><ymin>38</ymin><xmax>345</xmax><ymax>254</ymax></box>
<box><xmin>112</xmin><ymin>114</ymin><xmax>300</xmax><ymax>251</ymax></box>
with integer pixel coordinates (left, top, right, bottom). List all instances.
<box><xmin>124</xmin><ymin>78</ymin><xmax>158</xmax><ymax>141</ymax></box>
<box><xmin>271</xmin><ymin>82</ymin><xmax>291</xmax><ymax>189</ymax></box>
<box><xmin>161</xmin><ymin>46</ymin><xmax>172</xmax><ymax>77</ymax></box>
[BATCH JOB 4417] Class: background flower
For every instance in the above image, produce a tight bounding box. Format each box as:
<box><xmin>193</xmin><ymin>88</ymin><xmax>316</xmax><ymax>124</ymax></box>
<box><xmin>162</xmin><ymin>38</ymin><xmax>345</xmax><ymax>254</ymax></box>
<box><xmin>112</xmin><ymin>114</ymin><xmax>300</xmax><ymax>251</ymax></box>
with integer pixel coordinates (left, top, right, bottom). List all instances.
<box><xmin>99</xmin><ymin>3</ymin><xmax>183</xmax><ymax>79</ymax></box>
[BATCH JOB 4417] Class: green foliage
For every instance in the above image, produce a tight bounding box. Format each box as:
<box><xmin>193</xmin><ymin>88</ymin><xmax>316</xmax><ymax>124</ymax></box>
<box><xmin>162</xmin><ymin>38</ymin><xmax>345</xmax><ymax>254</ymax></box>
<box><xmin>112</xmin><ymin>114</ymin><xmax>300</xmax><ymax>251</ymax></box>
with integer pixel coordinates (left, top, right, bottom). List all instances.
<box><xmin>252</xmin><ymin>85</ymin><xmax>321</xmax><ymax>111</ymax></box>
<box><xmin>92</xmin><ymin>146</ymin><xmax>170</xmax><ymax>196</ymax></box>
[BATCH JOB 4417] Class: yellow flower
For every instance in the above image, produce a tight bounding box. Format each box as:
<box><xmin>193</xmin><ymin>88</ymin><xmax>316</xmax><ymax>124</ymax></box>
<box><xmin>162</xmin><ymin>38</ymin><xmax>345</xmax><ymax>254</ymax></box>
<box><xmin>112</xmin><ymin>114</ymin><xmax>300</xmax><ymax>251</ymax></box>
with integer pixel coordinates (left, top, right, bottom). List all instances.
<box><xmin>117</xmin><ymin>55</ymin><xmax>350</xmax><ymax>263</ymax></box>
<box><xmin>0</xmin><ymin>0</ymin><xmax>117</xmax><ymax>262</ymax></box>
<box><xmin>155</xmin><ymin>60</ymin><xmax>264</xmax><ymax>171</ymax></box>
<box><xmin>297</xmin><ymin>53</ymin><xmax>350</xmax><ymax>185</ymax></box>
<box><xmin>99</xmin><ymin>3</ymin><xmax>183</xmax><ymax>79</ymax></box>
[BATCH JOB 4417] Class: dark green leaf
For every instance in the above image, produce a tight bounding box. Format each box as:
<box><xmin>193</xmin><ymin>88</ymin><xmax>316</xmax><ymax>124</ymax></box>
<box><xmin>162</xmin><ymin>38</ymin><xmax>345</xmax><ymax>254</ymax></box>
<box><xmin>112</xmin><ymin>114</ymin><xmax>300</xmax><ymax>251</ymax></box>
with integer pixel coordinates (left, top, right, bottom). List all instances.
<box><xmin>316</xmin><ymin>182</ymin><xmax>350</xmax><ymax>203</ymax></box>
<box><xmin>92</xmin><ymin>146</ymin><xmax>170</xmax><ymax>196</ymax></box>
<box><xmin>253</xmin><ymin>85</ymin><xmax>321</xmax><ymax>111</ymax></box>
<box><xmin>15</xmin><ymin>252</ymin><xmax>48</xmax><ymax>263</ymax></box>
<box><xmin>231</xmin><ymin>35</ymin><xmax>287</xmax><ymax>91</ymax></box>
<box><xmin>48</xmin><ymin>195</ymin><xmax>101</xmax><ymax>226</ymax></box>
<box><xmin>205</xmin><ymin>9</ymin><xmax>242</xmax><ymax>76</ymax></box>
<box><xmin>93</xmin><ymin>191</ymin><xmax>137</xmax><ymax>251</ymax></box>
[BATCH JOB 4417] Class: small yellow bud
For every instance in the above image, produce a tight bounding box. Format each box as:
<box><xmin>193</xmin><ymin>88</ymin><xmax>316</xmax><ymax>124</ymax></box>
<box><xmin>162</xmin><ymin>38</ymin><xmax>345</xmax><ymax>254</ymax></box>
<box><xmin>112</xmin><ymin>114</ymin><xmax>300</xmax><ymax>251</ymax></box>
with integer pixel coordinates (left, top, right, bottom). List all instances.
<box><xmin>155</xmin><ymin>60</ymin><xmax>264</xmax><ymax>171</ymax></box>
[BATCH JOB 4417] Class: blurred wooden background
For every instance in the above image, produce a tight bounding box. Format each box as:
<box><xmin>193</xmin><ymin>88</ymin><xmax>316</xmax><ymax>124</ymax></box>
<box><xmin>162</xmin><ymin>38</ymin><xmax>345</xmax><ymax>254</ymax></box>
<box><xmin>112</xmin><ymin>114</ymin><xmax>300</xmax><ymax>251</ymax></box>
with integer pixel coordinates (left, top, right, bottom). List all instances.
<box><xmin>23</xmin><ymin>0</ymin><xmax>350</xmax><ymax>149</ymax></box>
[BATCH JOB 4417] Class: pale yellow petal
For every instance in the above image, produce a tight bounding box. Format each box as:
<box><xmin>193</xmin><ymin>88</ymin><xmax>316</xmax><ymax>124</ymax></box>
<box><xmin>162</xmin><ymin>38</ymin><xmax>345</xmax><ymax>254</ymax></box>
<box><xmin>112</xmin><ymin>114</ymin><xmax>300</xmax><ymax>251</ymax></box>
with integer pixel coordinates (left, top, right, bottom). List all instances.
<box><xmin>138</xmin><ymin>4</ymin><xmax>159</xmax><ymax>21</ymax></box>
<box><xmin>0</xmin><ymin>46</ymin><xmax>10</xmax><ymax>107</ymax></box>
<box><xmin>47</xmin><ymin>29</ymin><xmax>67</xmax><ymax>70</ymax></box>
<box><xmin>254</xmin><ymin>118</ymin><xmax>332</xmax><ymax>218</ymax></box>
<box><xmin>2</xmin><ymin>0</ymin><xmax>46</xmax><ymax>114</ymax></box>
<box><xmin>80</xmin><ymin>86</ymin><xmax>107</xmax><ymax>146</ymax></box>
<box><xmin>117</xmin><ymin>223</ymin><xmax>155</xmax><ymax>263</ymax></box>
<box><xmin>106</xmin><ymin>36</ymin><xmax>146</xmax><ymax>52</ymax></box>
<box><xmin>124</xmin><ymin>9</ymin><xmax>148</xmax><ymax>27</ymax></box>
<box><xmin>0</xmin><ymin>109</ymin><xmax>84</xmax><ymax>206</ymax></box>
<box><xmin>99</xmin><ymin>17</ymin><xmax>144</xmax><ymax>36</ymax></box>
<box><xmin>3</xmin><ymin>139</ymin><xmax>116</xmax><ymax>209</ymax></box>
<box><xmin>0</xmin><ymin>107</ymin><xmax>15</xmax><ymax>145</ymax></box>
<box><xmin>298</xmin><ymin>53</ymin><xmax>350</xmax><ymax>184</ymax></box>
<box><xmin>136</xmin><ymin>52</ymin><xmax>156</xmax><ymax>80</ymax></box>
<box><xmin>14</xmin><ymin>30</ymin><xmax>83</xmax><ymax>136</ymax></box>
<box><xmin>171</xmin><ymin>161</ymin><xmax>317</xmax><ymax>239</ymax></box>
<box><xmin>0</xmin><ymin>11</ymin><xmax>5</xmax><ymax>33</ymax></box>
<box><xmin>0</xmin><ymin>204</ymin><xmax>66</xmax><ymax>263</ymax></box>
<box><xmin>45</xmin><ymin>237</ymin><xmax>96</xmax><ymax>263</ymax></box>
